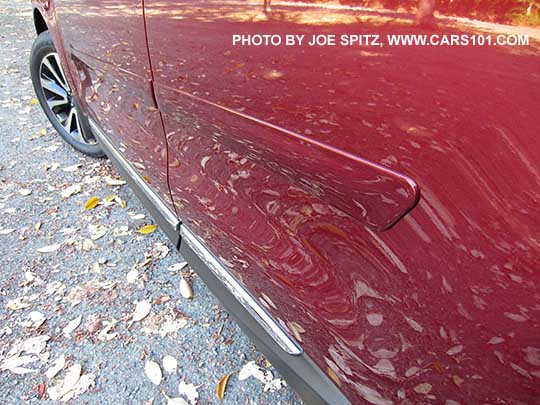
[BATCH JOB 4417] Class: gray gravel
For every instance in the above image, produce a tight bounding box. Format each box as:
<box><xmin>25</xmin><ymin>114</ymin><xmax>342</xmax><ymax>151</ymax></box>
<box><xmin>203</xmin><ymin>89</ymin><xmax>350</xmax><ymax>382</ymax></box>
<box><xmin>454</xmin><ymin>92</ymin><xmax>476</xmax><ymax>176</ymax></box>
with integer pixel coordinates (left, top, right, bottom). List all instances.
<box><xmin>0</xmin><ymin>2</ymin><xmax>302</xmax><ymax>404</ymax></box>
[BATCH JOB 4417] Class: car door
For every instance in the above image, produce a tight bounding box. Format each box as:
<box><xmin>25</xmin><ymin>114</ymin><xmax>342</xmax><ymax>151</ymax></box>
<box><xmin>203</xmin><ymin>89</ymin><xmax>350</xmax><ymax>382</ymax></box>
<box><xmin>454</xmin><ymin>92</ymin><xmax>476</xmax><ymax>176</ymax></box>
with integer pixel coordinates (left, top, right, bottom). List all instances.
<box><xmin>142</xmin><ymin>1</ymin><xmax>421</xmax><ymax>403</ymax></box>
<box><xmin>143</xmin><ymin>1</ymin><xmax>540</xmax><ymax>404</ymax></box>
<box><xmin>53</xmin><ymin>0</ymin><xmax>173</xmax><ymax>208</ymax></box>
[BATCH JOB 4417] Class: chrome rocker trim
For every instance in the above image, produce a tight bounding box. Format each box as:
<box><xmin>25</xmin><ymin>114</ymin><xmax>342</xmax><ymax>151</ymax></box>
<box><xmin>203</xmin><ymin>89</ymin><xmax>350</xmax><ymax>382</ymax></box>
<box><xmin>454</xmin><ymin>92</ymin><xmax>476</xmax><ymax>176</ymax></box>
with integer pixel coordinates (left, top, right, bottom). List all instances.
<box><xmin>180</xmin><ymin>224</ymin><xmax>303</xmax><ymax>356</ymax></box>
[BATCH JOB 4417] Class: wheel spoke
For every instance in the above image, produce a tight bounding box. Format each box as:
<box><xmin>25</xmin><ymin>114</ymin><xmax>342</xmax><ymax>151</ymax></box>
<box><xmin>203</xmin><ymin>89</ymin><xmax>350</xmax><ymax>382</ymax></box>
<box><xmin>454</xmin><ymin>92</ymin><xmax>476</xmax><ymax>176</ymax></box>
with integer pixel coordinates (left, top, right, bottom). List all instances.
<box><xmin>46</xmin><ymin>97</ymin><xmax>69</xmax><ymax>110</ymax></box>
<box><xmin>52</xmin><ymin>53</ymin><xmax>69</xmax><ymax>90</ymax></box>
<box><xmin>63</xmin><ymin>107</ymin><xmax>75</xmax><ymax>133</ymax></box>
<box><xmin>41</xmin><ymin>77</ymin><xmax>67</xmax><ymax>99</ymax></box>
<box><xmin>42</xmin><ymin>56</ymin><xmax>69</xmax><ymax>91</ymax></box>
<box><xmin>72</xmin><ymin>109</ymin><xmax>84</xmax><ymax>143</ymax></box>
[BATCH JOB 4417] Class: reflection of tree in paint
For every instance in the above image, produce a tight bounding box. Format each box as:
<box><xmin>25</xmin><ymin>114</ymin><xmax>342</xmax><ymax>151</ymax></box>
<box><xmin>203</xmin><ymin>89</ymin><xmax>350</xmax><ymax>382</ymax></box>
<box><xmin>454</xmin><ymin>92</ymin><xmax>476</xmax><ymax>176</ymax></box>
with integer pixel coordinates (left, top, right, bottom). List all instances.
<box><xmin>264</xmin><ymin>0</ymin><xmax>271</xmax><ymax>14</ymax></box>
<box><xmin>416</xmin><ymin>0</ymin><xmax>436</xmax><ymax>27</ymax></box>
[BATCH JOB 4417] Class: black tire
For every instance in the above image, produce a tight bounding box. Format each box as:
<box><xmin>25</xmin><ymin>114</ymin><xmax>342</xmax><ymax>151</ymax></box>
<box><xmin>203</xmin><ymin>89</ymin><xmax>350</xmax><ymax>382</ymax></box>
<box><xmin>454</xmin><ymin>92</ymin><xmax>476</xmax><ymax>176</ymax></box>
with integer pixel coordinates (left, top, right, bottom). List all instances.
<box><xmin>30</xmin><ymin>31</ymin><xmax>105</xmax><ymax>158</ymax></box>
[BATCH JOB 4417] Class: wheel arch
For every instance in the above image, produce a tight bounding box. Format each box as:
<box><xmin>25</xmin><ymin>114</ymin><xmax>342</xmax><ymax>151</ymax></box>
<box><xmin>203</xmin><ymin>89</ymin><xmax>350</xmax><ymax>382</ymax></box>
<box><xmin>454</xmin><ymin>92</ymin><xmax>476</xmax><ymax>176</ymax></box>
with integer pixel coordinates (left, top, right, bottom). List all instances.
<box><xmin>33</xmin><ymin>8</ymin><xmax>48</xmax><ymax>35</ymax></box>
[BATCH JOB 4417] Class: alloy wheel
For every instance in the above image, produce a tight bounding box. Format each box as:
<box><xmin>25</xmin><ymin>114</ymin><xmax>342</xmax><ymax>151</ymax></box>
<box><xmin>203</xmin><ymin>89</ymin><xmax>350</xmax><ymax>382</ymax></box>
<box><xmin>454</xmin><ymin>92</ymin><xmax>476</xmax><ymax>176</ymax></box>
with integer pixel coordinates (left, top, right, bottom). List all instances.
<box><xmin>38</xmin><ymin>52</ymin><xmax>96</xmax><ymax>145</ymax></box>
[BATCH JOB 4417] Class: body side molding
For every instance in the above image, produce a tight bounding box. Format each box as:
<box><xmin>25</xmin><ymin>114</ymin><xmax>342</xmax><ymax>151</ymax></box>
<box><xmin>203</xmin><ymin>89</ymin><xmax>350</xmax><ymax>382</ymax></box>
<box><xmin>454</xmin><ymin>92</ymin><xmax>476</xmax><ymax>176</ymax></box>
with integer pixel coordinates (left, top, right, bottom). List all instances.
<box><xmin>180</xmin><ymin>224</ymin><xmax>302</xmax><ymax>356</ymax></box>
<box><xmin>90</xmin><ymin>118</ymin><xmax>349</xmax><ymax>403</ymax></box>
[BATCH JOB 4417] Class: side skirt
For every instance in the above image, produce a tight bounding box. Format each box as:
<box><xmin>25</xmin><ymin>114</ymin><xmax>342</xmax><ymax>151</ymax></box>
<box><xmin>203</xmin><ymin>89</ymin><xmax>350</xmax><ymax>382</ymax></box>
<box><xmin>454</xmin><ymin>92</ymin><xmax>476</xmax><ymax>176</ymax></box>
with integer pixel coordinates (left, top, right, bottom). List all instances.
<box><xmin>91</xmin><ymin>119</ymin><xmax>350</xmax><ymax>405</ymax></box>
<box><xmin>90</xmin><ymin>120</ymin><xmax>180</xmax><ymax>246</ymax></box>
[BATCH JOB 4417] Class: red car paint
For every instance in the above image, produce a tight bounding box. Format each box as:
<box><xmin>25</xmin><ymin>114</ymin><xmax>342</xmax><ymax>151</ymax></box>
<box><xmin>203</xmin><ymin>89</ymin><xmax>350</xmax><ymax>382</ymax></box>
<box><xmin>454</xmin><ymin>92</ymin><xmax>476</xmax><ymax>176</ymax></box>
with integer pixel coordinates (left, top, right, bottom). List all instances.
<box><xmin>35</xmin><ymin>0</ymin><xmax>540</xmax><ymax>403</ymax></box>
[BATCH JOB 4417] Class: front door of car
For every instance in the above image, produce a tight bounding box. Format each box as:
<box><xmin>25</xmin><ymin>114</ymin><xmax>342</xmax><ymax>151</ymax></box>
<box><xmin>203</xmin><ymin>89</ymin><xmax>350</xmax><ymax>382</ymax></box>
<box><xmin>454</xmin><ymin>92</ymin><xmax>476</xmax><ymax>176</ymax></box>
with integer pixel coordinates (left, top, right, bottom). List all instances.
<box><xmin>53</xmin><ymin>0</ymin><xmax>173</xmax><ymax>208</ymax></box>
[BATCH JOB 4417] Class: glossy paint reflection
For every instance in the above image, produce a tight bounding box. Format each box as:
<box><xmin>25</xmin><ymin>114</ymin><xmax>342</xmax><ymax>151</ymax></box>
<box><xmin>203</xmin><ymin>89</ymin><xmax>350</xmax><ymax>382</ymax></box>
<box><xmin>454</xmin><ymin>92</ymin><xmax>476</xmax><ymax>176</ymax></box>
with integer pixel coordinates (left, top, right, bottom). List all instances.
<box><xmin>55</xmin><ymin>0</ymin><xmax>173</xmax><ymax>206</ymax></box>
<box><xmin>145</xmin><ymin>1</ymin><xmax>540</xmax><ymax>403</ymax></box>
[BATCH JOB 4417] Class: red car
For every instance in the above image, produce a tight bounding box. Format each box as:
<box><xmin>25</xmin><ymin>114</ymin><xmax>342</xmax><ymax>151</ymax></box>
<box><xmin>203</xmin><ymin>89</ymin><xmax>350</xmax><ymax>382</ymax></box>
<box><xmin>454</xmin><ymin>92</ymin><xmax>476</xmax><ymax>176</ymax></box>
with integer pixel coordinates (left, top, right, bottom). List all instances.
<box><xmin>29</xmin><ymin>1</ymin><xmax>540</xmax><ymax>403</ymax></box>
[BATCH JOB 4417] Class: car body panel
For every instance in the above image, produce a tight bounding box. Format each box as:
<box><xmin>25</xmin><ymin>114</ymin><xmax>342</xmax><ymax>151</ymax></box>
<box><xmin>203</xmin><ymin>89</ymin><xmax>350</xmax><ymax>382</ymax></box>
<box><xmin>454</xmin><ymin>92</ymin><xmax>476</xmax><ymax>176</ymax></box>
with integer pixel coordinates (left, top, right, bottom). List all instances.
<box><xmin>144</xmin><ymin>1</ymin><xmax>540</xmax><ymax>403</ymax></box>
<box><xmin>32</xmin><ymin>1</ymin><xmax>540</xmax><ymax>403</ymax></box>
<box><xmin>52</xmin><ymin>0</ymin><xmax>175</xmax><ymax>209</ymax></box>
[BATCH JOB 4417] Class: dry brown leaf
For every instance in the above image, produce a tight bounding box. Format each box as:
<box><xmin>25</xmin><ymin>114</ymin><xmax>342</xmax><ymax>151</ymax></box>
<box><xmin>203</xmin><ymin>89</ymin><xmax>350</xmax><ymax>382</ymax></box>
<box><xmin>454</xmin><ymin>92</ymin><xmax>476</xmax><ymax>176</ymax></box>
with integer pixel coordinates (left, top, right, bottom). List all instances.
<box><xmin>138</xmin><ymin>224</ymin><xmax>157</xmax><ymax>235</ymax></box>
<box><xmin>179</xmin><ymin>277</ymin><xmax>193</xmax><ymax>299</ymax></box>
<box><xmin>162</xmin><ymin>355</ymin><xmax>178</xmax><ymax>374</ymax></box>
<box><xmin>37</xmin><ymin>243</ymin><xmax>62</xmax><ymax>253</ymax></box>
<box><xmin>144</xmin><ymin>360</ymin><xmax>162</xmax><ymax>385</ymax></box>
<box><xmin>131</xmin><ymin>300</ymin><xmax>152</xmax><ymax>323</ymax></box>
<box><xmin>7</xmin><ymin>297</ymin><xmax>32</xmax><ymax>311</ymax></box>
<box><xmin>62</xmin><ymin>315</ymin><xmax>82</xmax><ymax>338</ymax></box>
<box><xmin>45</xmin><ymin>355</ymin><xmax>66</xmax><ymax>380</ymax></box>
<box><xmin>62</xmin><ymin>164</ymin><xmax>81</xmax><ymax>172</ymax></box>
<box><xmin>178</xmin><ymin>381</ymin><xmax>198</xmax><ymax>404</ymax></box>
<box><xmin>84</xmin><ymin>196</ymin><xmax>99</xmax><ymax>210</ymax></box>
<box><xmin>216</xmin><ymin>373</ymin><xmax>232</xmax><ymax>400</ymax></box>
<box><xmin>163</xmin><ymin>393</ymin><xmax>188</xmax><ymax>405</ymax></box>
<box><xmin>61</xmin><ymin>184</ymin><xmax>81</xmax><ymax>199</ymax></box>
<box><xmin>105</xmin><ymin>177</ymin><xmax>126</xmax><ymax>186</ymax></box>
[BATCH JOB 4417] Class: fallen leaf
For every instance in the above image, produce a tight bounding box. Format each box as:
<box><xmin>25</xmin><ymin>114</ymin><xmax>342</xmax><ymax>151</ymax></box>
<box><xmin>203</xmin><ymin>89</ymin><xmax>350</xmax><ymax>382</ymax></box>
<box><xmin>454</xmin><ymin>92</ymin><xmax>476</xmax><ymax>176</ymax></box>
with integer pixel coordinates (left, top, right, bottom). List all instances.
<box><xmin>163</xmin><ymin>393</ymin><xmax>188</xmax><ymax>405</ymax></box>
<box><xmin>19</xmin><ymin>188</ymin><xmax>32</xmax><ymax>196</ymax></box>
<box><xmin>37</xmin><ymin>383</ymin><xmax>46</xmax><ymax>399</ymax></box>
<box><xmin>216</xmin><ymin>373</ymin><xmax>232</xmax><ymax>400</ymax></box>
<box><xmin>7</xmin><ymin>297</ymin><xmax>31</xmax><ymax>310</ymax></box>
<box><xmin>61</xmin><ymin>184</ymin><xmax>82</xmax><ymax>199</ymax></box>
<box><xmin>144</xmin><ymin>360</ymin><xmax>162</xmax><ymax>385</ymax></box>
<box><xmin>138</xmin><ymin>224</ymin><xmax>157</xmax><ymax>235</ymax></box>
<box><xmin>30</xmin><ymin>98</ymin><xmax>39</xmax><ymax>105</ymax></box>
<box><xmin>48</xmin><ymin>364</ymin><xmax>94</xmax><ymax>402</ymax></box>
<box><xmin>178</xmin><ymin>381</ymin><xmax>198</xmax><ymax>404</ymax></box>
<box><xmin>0</xmin><ymin>354</ymin><xmax>38</xmax><ymax>373</ymax></box>
<box><xmin>37</xmin><ymin>243</ymin><xmax>62</xmax><ymax>253</ymax></box>
<box><xmin>63</xmin><ymin>315</ymin><xmax>82</xmax><ymax>338</ymax></box>
<box><xmin>97</xmin><ymin>319</ymin><xmax>118</xmax><ymax>341</ymax></box>
<box><xmin>84</xmin><ymin>196</ymin><xmax>100</xmax><ymax>210</ymax></box>
<box><xmin>131</xmin><ymin>300</ymin><xmax>152</xmax><ymax>323</ymax></box>
<box><xmin>238</xmin><ymin>361</ymin><xmax>266</xmax><ymax>382</ymax></box>
<box><xmin>53</xmin><ymin>363</ymin><xmax>82</xmax><ymax>400</ymax></box>
<box><xmin>126</xmin><ymin>269</ymin><xmax>139</xmax><ymax>283</ymax></box>
<box><xmin>168</xmin><ymin>262</ymin><xmax>188</xmax><ymax>272</ymax></box>
<box><xmin>162</xmin><ymin>355</ymin><xmax>178</xmax><ymax>374</ymax></box>
<box><xmin>62</xmin><ymin>164</ymin><xmax>81</xmax><ymax>172</ymax></box>
<box><xmin>45</xmin><ymin>355</ymin><xmax>66</xmax><ymax>379</ymax></box>
<box><xmin>105</xmin><ymin>177</ymin><xmax>126</xmax><ymax>186</ymax></box>
<box><xmin>238</xmin><ymin>361</ymin><xmax>285</xmax><ymax>392</ymax></box>
<box><xmin>179</xmin><ymin>277</ymin><xmax>193</xmax><ymax>299</ymax></box>
<box><xmin>82</xmin><ymin>239</ymin><xmax>95</xmax><ymax>251</ymax></box>
<box><xmin>23</xmin><ymin>311</ymin><xmax>45</xmax><ymax>328</ymax></box>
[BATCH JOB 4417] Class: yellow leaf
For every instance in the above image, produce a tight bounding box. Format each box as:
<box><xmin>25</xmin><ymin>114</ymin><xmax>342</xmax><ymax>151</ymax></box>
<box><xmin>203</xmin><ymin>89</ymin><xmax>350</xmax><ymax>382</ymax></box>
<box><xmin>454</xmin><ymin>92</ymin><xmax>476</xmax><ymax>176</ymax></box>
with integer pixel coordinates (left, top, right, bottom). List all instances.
<box><xmin>39</xmin><ymin>129</ymin><xmax>47</xmax><ymax>136</ymax></box>
<box><xmin>116</xmin><ymin>197</ymin><xmax>126</xmax><ymax>209</ymax></box>
<box><xmin>105</xmin><ymin>194</ymin><xmax>116</xmax><ymax>203</ymax></box>
<box><xmin>216</xmin><ymin>373</ymin><xmax>232</xmax><ymax>401</ymax></box>
<box><xmin>138</xmin><ymin>224</ymin><xmax>157</xmax><ymax>235</ymax></box>
<box><xmin>30</xmin><ymin>98</ymin><xmax>39</xmax><ymax>105</ymax></box>
<box><xmin>84</xmin><ymin>196</ymin><xmax>100</xmax><ymax>210</ymax></box>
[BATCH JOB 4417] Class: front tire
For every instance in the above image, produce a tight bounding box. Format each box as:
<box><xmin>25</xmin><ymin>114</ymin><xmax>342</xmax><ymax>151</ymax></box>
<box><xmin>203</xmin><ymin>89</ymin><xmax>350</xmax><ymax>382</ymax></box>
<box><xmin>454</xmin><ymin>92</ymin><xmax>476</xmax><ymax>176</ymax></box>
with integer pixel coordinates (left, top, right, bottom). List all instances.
<box><xmin>30</xmin><ymin>31</ymin><xmax>104</xmax><ymax>157</ymax></box>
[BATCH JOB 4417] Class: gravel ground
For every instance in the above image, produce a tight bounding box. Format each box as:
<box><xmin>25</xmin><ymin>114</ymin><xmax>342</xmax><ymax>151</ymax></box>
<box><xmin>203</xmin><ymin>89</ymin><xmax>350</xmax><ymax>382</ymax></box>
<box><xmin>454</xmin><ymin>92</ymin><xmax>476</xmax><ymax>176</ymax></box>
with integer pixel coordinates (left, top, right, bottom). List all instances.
<box><xmin>0</xmin><ymin>2</ymin><xmax>302</xmax><ymax>404</ymax></box>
